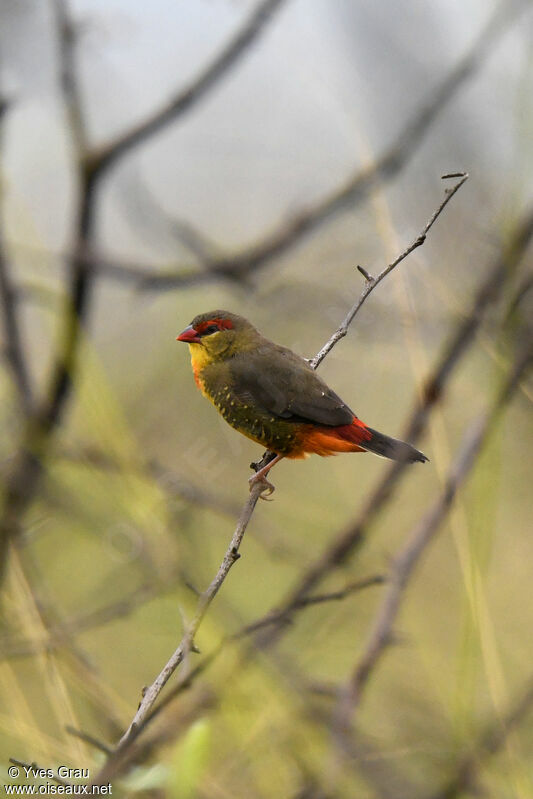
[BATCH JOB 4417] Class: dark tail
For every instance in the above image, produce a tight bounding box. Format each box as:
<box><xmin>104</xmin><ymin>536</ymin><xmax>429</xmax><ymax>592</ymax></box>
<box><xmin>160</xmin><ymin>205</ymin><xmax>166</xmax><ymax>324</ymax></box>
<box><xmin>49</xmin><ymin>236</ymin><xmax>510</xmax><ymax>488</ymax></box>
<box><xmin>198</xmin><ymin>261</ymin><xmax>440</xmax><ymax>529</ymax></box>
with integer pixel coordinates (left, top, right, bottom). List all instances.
<box><xmin>363</xmin><ymin>427</ymin><xmax>428</xmax><ymax>464</ymax></box>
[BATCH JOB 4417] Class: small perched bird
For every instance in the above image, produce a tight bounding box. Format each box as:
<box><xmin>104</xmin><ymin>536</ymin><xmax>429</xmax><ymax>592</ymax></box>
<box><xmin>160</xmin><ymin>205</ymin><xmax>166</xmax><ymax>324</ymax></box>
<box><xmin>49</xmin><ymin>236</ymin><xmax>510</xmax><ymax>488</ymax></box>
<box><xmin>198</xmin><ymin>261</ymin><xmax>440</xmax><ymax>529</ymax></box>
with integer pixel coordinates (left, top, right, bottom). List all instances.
<box><xmin>177</xmin><ymin>310</ymin><xmax>427</xmax><ymax>491</ymax></box>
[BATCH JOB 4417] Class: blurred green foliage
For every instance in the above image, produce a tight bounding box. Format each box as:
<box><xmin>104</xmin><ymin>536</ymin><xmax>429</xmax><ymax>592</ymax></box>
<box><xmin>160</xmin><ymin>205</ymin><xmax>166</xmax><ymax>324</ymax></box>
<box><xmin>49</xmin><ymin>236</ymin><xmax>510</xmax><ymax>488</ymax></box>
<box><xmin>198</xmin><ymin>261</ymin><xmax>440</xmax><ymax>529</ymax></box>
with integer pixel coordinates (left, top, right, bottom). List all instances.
<box><xmin>1</xmin><ymin>1</ymin><xmax>532</xmax><ymax>797</ymax></box>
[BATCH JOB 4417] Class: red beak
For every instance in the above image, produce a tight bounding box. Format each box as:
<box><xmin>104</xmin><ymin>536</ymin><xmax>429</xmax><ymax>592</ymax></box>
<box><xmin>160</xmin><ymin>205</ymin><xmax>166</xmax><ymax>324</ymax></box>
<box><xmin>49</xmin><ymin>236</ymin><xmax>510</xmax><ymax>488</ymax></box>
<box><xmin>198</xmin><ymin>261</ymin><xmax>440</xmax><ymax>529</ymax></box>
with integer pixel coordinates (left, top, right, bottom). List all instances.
<box><xmin>176</xmin><ymin>324</ymin><xmax>202</xmax><ymax>343</ymax></box>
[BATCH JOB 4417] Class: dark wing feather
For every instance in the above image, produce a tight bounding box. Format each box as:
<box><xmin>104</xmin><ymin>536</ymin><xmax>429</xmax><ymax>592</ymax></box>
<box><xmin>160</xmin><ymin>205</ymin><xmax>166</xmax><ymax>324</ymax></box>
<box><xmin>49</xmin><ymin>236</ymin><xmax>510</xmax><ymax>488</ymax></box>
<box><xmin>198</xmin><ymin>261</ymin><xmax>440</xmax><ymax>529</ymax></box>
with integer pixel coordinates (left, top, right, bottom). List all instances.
<box><xmin>228</xmin><ymin>344</ymin><xmax>355</xmax><ymax>426</ymax></box>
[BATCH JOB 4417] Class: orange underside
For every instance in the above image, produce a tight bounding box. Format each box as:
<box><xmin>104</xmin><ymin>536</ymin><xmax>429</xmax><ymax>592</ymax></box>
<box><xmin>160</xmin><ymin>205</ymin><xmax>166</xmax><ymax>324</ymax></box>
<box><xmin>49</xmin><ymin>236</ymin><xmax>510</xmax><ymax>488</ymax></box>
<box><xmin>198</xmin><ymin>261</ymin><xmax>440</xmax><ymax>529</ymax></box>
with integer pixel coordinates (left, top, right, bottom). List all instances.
<box><xmin>286</xmin><ymin>418</ymin><xmax>372</xmax><ymax>459</ymax></box>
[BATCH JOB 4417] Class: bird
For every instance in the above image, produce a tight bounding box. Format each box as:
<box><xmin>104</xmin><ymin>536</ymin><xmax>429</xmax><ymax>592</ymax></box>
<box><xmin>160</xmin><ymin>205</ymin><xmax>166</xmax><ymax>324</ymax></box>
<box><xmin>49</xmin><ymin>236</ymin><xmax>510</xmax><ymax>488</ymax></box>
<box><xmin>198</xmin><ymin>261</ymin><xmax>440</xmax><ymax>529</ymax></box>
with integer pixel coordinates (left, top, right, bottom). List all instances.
<box><xmin>177</xmin><ymin>310</ymin><xmax>428</xmax><ymax>493</ymax></box>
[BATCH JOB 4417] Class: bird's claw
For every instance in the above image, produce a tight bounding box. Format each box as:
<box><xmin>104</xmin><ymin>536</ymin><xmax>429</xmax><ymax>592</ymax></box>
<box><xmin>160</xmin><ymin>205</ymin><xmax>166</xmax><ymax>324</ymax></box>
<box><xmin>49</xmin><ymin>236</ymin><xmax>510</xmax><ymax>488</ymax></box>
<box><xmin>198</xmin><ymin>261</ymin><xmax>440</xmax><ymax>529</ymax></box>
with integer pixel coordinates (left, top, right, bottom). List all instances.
<box><xmin>248</xmin><ymin>472</ymin><xmax>275</xmax><ymax>500</ymax></box>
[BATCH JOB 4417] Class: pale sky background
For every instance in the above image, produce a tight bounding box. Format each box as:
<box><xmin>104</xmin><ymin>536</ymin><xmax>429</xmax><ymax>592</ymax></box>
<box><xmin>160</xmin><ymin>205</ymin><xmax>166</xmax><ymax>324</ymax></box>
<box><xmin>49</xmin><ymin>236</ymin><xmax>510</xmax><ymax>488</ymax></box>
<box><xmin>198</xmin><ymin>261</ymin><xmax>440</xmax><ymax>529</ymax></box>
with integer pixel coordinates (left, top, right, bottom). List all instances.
<box><xmin>2</xmin><ymin>0</ymin><xmax>532</xmax><ymax>266</ymax></box>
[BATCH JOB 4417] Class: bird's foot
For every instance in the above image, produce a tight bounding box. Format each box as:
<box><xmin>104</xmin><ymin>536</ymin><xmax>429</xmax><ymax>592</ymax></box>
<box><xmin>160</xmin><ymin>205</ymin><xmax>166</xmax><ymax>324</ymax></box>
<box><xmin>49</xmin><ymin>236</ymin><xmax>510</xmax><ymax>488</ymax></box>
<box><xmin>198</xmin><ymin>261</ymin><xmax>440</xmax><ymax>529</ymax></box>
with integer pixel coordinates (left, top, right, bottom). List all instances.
<box><xmin>248</xmin><ymin>471</ymin><xmax>275</xmax><ymax>500</ymax></box>
<box><xmin>249</xmin><ymin>452</ymin><xmax>283</xmax><ymax>500</ymax></box>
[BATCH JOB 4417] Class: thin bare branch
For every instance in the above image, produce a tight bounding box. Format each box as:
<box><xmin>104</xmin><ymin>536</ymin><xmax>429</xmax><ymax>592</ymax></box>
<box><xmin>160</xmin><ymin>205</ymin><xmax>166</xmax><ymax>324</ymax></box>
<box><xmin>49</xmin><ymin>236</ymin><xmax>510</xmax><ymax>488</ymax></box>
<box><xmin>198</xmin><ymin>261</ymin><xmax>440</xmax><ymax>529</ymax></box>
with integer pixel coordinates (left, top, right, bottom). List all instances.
<box><xmin>88</xmin><ymin>0</ymin><xmax>289</xmax><ymax>179</ymax></box>
<box><xmin>88</xmin><ymin>483</ymin><xmax>262</xmax><ymax>785</ymax></box>
<box><xmin>87</xmin><ymin>572</ymin><xmax>384</xmax><ymax>787</ymax></box>
<box><xmin>256</xmin><ymin>574</ymin><xmax>385</xmax><ymax>616</ymax></box>
<box><xmin>156</xmin><ymin>574</ymin><xmax>385</xmax><ymax>725</ymax></box>
<box><xmin>88</xmin><ymin>687</ymin><xmax>216</xmax><ymax>789</ymax></box>
<box><xmin>65</xmin><ymin>726</ymin><xmax>113</xmax><ymax>757</ymax></box>
<box><xmin>111</xmin><ymin>480</ymin><xmax>264</xmax><ymax>754</ymax></box>
<box><xmin>85</xmin><ymin>206</ymin><xmax>533</xmax><ymax>786</ymax></box>
<box><xmin>309</xmin><ymin>173</ymin><xmax>468</xmax><ymax>369</ymax></box>
<box><xmin>248</xmin><ymin>174</ymin><xmax>467</xmax><ymax>476</ymax></box>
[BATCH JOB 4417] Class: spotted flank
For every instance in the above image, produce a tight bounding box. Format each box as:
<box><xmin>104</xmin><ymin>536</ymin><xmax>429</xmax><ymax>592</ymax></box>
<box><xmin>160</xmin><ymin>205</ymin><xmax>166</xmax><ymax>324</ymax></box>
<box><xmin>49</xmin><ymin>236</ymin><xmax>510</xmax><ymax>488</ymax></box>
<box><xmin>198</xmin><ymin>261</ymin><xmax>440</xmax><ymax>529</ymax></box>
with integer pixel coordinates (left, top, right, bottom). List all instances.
<box><xmin>177</xmin><ymin>310</ymin><xmax>428</xmax><ymax>464</ymax></box>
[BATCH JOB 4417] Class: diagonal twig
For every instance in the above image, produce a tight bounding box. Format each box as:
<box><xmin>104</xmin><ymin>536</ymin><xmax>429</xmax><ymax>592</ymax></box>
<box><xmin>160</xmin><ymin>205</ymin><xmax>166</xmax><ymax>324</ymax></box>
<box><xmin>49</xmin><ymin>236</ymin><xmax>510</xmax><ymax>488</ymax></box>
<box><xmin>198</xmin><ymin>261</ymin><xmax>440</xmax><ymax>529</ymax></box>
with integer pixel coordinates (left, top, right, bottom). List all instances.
<box><xmin>65</xmin><ymin>726</ymin><xmax>113</xmax><ymax>757</ymax></box>
<box><xmin>309</xmin><ymin>173</ymin><xmax>469</xmax><ymax>369</ymax></box>
<box><xmin>86</xmin><ymin>572</ymin><xmax>384</xmax><ymax>784</ymax></box>
<box><xmin>89</xmin><ymin>479</ymin><xmax>265</xmax><ymax>784</ymax></box>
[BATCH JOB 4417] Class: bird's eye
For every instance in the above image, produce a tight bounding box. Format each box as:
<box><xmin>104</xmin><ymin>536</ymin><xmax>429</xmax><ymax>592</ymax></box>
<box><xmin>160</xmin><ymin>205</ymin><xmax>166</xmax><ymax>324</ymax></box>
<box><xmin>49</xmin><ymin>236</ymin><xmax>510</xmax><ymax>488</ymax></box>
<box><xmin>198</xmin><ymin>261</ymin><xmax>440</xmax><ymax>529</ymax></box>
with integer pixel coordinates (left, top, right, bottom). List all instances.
<box><xmin>202</xmin><ymin>324</ymin><xmax>219</xmax><ymax>336</ymax></box>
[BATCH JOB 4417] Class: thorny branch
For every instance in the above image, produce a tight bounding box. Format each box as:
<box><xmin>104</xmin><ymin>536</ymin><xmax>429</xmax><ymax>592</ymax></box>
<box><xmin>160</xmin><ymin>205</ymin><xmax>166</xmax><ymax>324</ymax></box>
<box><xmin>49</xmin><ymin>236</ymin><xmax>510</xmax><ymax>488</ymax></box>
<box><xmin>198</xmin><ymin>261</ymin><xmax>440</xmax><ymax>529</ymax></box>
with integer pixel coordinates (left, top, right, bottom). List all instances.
<box><xmin>90</xmin><ymin>174</ymin><xmax>469</xmax><ymax>783</ymax></box>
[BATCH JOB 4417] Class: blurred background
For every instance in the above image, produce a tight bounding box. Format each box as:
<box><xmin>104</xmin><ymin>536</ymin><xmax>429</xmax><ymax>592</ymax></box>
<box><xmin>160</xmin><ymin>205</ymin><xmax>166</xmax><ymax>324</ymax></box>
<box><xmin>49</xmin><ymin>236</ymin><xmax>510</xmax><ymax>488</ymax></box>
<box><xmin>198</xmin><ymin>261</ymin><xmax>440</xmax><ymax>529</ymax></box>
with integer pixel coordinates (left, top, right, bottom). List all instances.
<box><xmin>0</xmin><ymin>0</ymin><xmax>532</xmax><ymax>796</ymax></box>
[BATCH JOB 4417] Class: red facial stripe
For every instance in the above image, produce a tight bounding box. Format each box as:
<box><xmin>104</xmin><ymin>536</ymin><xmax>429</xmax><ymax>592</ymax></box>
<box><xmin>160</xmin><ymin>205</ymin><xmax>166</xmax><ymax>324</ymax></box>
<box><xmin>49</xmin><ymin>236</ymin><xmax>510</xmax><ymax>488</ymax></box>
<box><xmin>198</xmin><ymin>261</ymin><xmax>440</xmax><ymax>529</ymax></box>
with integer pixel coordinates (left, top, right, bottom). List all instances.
<box><xmin>195</xmin><ymin>318</ymin><xmax>234</xmax><ymax>334</ymax></box>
